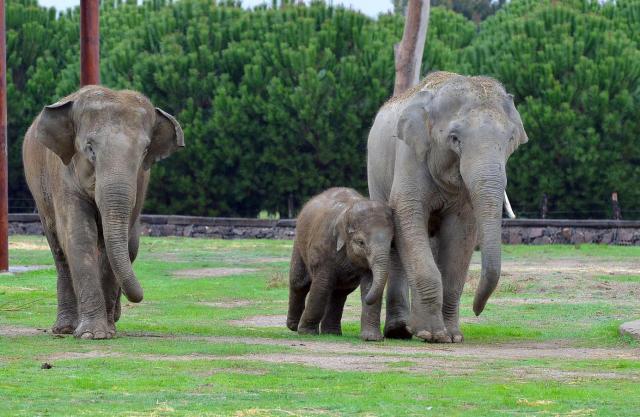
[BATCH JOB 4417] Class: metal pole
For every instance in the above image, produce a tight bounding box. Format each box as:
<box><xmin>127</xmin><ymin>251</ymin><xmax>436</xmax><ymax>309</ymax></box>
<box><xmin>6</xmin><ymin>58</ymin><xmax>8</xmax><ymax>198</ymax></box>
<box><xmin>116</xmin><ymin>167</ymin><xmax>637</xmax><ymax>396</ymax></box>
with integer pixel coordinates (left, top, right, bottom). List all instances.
<box><xmin>0</xmin><ymin>0</ymin><xmax>8</xmax><ymax>272</ymax></box>
<box><xmin>80</xmin><ymin>0</ymin><xmax>100</xmax><ymax>86</ymax></box>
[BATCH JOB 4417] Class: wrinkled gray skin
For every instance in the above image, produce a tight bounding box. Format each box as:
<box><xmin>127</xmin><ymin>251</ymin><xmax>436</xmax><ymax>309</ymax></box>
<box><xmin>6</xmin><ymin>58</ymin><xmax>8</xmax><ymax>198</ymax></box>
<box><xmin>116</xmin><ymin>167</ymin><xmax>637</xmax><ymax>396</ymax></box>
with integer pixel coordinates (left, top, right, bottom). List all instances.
<box><xmin>23</xmin><ymin>86</ymin><xmax>184</xmax><ymax>339</ymax></box>
<box><xmin>367</xmin><ymin>71</ymin><xmax>528</xmax><ymax>343</ymax></box>
<box><xmin>287</xmin><ymin>187</ymin><xmax>394</xmax><ymax>341</ymax></box>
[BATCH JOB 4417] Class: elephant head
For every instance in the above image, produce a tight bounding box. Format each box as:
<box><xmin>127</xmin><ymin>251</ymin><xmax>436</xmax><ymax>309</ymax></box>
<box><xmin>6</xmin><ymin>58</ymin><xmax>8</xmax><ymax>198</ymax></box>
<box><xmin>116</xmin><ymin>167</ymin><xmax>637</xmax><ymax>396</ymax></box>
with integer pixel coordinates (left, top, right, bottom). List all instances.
<box><xmin>396</xmin><ymin>76</ymin><xmax>528</xmax><ymax>316</ymax></box>
<box><xmin>35</xmin><ymin>86</ymin><xmax>184</xmax><ymax>303</ymax></box>
<box><xmin>334</xmin><ymin>200</ymin><xmax>394</xmax><ymax>306</ymax></box>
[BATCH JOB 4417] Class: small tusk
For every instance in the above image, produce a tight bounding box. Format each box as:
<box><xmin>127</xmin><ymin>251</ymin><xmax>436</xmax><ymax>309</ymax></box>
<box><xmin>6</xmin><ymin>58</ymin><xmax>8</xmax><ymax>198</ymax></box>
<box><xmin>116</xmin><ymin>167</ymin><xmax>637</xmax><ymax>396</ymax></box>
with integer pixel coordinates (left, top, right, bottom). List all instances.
<box><xmin>504</xmin><ymin>191</ymin><xmax>516</xmax><ymax>219</ymax></box>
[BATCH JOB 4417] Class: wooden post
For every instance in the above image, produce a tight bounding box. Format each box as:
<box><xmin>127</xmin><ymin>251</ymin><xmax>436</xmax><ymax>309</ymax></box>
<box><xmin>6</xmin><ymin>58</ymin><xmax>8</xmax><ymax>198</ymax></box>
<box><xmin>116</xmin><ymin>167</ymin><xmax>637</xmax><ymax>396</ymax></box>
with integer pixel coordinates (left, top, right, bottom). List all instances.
<box><xmin>393</xmin><ymin>0</ymin><xmax>430</xmax><ymax>96</ymax></box>
<box><xmin>540</xmin><ymin>193</ymin><xmax>548</xmax><ymax>219</ymax></box>
<box><xmin>611</xmin><ymin>192</ymin><xmax>622</xmax><ymax>220</ymax></box>
<box><xmin>80</xmin><ymin>0</ymin><xmax>100</xmax><ymax>86</ymax></box>
<box><xmin>0</xmin><ymin>0</ymin><xmax>7</xmax><ymax>272</ymax></box>
<box><xmin>287</xmin><ymin>194</ymin><xmax>294</xmax><ymax>219</ymax></box>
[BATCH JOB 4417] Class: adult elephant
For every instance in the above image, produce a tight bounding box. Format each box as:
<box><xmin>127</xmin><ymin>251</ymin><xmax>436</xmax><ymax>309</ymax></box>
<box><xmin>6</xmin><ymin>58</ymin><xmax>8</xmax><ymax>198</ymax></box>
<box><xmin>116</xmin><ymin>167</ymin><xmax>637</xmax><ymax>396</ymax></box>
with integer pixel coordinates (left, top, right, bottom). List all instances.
<box><xmin>367</xmin><ymin>71</ymin><xmax>528</xmax><ymax>343</ymax></box>
<box><xmin>23</xmin><ymin>86</ymin><xmax>184</xmax><ymax>339</ymax></box>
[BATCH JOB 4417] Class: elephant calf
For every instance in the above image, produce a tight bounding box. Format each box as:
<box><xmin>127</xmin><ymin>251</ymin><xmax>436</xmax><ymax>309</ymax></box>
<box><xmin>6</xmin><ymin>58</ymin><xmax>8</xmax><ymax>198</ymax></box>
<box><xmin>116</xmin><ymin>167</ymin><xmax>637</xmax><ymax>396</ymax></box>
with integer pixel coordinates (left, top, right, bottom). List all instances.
<box><xmin>287</xmin><ymin>187</ymin><xmax>394</xmax><ymax>341</ymax></box>
<box><xmin>23</xmin><ymin>86</ymin><xmax>184</xmax><ymax>339</ymax></box>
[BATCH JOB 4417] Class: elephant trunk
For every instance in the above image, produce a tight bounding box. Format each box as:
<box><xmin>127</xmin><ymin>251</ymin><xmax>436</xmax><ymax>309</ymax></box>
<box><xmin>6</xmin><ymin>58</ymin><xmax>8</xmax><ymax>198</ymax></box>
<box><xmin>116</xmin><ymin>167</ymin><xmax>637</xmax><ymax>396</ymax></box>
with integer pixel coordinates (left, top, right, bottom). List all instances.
<box><xmin>364</xmin><ymin>250</ymin><xmax>390</xmax><ymax>305</ymax></box>
<box><xmin>96</xmin><ymin>173</ymin><xmax>143</xmax><ymax>303</ymax></box>
<box><xmin>462</xmin><ymin>161</ymin><xmax>506</xmax><ymax>316</ymax></box>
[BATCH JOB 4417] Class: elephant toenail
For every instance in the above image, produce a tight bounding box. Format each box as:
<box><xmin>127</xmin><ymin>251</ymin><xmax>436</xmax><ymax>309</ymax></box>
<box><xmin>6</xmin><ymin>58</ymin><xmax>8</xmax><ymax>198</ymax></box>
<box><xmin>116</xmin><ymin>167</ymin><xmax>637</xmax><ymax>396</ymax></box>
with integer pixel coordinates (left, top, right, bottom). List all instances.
<box><xmin>80</xmin><ymin>332</ymin><xmax>93</xmax><ymax>339</ymax></box>
<box><xmin>416</xmin><ymin>330</ymin><xmax>432</xmax><ymax>340</ymax></box>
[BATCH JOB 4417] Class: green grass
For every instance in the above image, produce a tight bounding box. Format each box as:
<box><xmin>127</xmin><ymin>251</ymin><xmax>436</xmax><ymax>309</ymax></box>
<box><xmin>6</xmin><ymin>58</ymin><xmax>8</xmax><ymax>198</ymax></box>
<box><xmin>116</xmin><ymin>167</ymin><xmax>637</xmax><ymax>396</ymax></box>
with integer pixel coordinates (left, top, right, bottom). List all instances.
<box><xmin>1</xmin><ymin>236</ymin><xmax>640</xmax><ymax>416</ymax></box>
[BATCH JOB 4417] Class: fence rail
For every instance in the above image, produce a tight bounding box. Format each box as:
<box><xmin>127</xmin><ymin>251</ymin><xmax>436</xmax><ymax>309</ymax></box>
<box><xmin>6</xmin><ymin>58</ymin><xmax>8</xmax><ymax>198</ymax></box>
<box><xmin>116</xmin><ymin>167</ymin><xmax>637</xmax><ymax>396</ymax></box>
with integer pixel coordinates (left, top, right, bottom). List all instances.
<box><xmin>8</xmin><ymin>213</ymin><xmax>640</xmax><ymax>245</ymax></box>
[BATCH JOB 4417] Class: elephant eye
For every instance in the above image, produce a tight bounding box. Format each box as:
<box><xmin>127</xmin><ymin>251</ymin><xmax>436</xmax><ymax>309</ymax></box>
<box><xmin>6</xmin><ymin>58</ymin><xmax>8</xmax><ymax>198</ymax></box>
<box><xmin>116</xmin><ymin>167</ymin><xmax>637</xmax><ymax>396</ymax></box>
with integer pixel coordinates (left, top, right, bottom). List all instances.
<box><xmin>85</xmin><ymin>142</ymin><xmax>96</xmax><ymax>163</ymax></box>
<box><xmin>354</xmin><ymin>238</ymin><xmax>365</xmax><ymax>247</ymax></box>
<box><xmin>449</xmin><ymin>134</ymin><xmax>459</xmax><ymax>144</ymax></box>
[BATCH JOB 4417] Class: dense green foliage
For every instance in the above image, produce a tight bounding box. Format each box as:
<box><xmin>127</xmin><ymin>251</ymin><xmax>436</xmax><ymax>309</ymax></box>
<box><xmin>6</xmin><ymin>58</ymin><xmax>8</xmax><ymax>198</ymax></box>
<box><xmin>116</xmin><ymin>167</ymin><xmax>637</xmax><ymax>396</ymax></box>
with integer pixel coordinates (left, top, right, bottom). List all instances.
<box><xmin>393</xmin><ymin>0</ymin><xmax>506</xmax><ymax>22</ymax></box>
<box><xmin>7</xmin><ymin>0</ymin><xmax>640</xmax><ymax>218</ymax></box>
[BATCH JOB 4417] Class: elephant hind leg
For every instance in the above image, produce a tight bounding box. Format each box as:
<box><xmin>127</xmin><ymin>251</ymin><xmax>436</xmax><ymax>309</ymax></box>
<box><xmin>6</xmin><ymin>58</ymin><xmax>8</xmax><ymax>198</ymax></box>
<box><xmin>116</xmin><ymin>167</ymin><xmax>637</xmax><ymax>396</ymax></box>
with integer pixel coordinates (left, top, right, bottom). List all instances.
<box><xmin>46</xmin><ymin>227</ymin><xmax>78</xmax><ymax>334</ymax></box>
<box><xmin>383</xmin><ymin>248</ymin><xmax>412</xmax><ymax>339</ymax></box>
<box><xmin>99</xmin><ymin>244</ymin><xmax>118</xmax><ymax>338</ymax></box>
<box><xmin>287</xmin><ymin>246</ymin><xmax>309</xmax><ymax>331</ymax></box>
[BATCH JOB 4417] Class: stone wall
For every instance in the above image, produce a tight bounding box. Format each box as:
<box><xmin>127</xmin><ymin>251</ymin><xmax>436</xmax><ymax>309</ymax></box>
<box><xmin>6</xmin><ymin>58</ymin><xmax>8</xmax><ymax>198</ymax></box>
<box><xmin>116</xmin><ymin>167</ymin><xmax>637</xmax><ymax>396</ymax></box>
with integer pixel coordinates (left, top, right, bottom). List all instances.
<box><xmin>8</xmin><ymin>214</ymin><xmax>640</xmax><ymax>245</ymax></box>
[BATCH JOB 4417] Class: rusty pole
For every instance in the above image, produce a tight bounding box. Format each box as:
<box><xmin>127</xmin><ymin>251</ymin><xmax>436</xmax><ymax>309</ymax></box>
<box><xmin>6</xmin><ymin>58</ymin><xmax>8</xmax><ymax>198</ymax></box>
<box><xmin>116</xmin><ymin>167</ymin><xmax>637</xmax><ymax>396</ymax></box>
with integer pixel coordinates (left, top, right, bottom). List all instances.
<box><xmin>80</xmin><ymin>0</ymin><xmax>100</xmax><ymax>86</ymax></box>
<box><xmin>0</xmin><ymin>0</ymin><xmax>8</xmax><ymax>272</ymax></box>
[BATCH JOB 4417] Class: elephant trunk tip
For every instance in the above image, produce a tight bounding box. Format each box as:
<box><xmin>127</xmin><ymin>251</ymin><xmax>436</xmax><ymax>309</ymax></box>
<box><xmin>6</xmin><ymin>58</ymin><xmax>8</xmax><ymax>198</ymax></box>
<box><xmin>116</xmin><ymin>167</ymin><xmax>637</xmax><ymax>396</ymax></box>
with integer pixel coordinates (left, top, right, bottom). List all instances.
<box><xmin>124</xmin><ymin>289</ymin><xmax>143</xmax><ymax>303</ymax></box>
<box><xmin>122</xmin><ymin>279</ymin><xmax>144</xmax><ymax>303</ymax></box>
<box><xmin>472</xmin><ymin>299</ymin><xmax>486</xmax><ymax>316</ymax></box>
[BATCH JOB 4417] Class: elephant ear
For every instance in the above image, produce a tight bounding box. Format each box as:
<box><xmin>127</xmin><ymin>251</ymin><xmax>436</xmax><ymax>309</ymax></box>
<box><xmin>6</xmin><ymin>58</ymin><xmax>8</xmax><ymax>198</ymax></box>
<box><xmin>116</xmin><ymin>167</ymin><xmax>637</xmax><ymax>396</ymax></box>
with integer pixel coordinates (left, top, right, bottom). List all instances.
<box><xmin>333</xmin><ymin>208</ymin><xmax>353</xmax><ymax>252</ymax></box>
<box><xmin>36</xmin><ymin>98</ymin><xmax>76</xmax><ymax>165</ymax></box>
<box><xmin>395</xmin><ymin>90</ymin><xmax>434</xmax><ymax>161</ymax></box>
<box><xmin>505</xmin><ymin>94</ymin><xmax>529</xmax><ymax>147</ymax></box>
<box><xmin>143</xmin><ymin>108</ymin><xmax>185</xmax><ymax>170</ymax></box>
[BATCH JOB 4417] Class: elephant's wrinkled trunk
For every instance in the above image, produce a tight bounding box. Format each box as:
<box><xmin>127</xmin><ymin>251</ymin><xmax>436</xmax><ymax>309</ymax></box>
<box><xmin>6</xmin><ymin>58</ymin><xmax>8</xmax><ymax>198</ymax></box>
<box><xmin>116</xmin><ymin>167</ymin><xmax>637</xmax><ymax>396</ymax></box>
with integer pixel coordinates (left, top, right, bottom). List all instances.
<box><xmin>96</xmin><ymin>173</ymin><xmax>143</xmax><ymax>303</ymax></box>
<box><xmin>462</xmin><ymin>161</ymin><xmax>506</xmax><ymax>316</ymax></box>
<box><xmin>364</xmin><ymin>250</ymin><xmax>390</xmax><ymax>305</ymax></box>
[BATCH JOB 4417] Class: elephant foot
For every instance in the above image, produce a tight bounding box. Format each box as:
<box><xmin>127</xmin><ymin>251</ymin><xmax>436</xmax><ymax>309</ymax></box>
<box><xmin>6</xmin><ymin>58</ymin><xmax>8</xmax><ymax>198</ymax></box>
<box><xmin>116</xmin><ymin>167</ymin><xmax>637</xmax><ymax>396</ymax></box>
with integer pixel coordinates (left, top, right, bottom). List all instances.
<box><xmin>360</xmin><ymin>328</ymin><xmax>383</xmax><ymax>342</ymax></box>
<box><xmin>73</xmin><ymin>318</ymin><xmax>114</xmax><ymax>340</ymax></box>
<box><xmin>445</xmin><ymin>324</ymin><xmax>464</xmax><ymax>343</ymax></box>
<box><xmin>321</xmin><ymin>325</ymin><xmax>342</xmax><ymax>336</ymax></box>
<box><xmin>52</xmin><ymin>316</ymin><xmax>77</xmax><ymax>334</ymax></box>
<box><xmin>408</xmin><ymin>313</ymin><xmax>452</xmax><ymax>343</ymax></box>
<box><xmin>297</xmin><ymin>323</ymin><xmax>319</xmax><ymax>336</ymax></box>
<box><xmin>384</xmin><ymin>319</ymin><xmax>413</xmax><ymax>340</ymax></box>
<box><xmin>286</xmin><ymin>318</ymin><xmax>299</xmax><ymax>332</ymax></box>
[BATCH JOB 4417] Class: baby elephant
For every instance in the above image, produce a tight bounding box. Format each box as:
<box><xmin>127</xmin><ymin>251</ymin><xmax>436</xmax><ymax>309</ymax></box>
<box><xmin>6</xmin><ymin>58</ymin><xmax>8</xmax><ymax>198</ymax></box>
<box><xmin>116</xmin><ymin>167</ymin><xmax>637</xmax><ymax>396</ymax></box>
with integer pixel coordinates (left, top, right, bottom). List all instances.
<box><xmin>287</xmin><ymin>187</ymin><xmax>394</xmax><ymax>341</ymax></box>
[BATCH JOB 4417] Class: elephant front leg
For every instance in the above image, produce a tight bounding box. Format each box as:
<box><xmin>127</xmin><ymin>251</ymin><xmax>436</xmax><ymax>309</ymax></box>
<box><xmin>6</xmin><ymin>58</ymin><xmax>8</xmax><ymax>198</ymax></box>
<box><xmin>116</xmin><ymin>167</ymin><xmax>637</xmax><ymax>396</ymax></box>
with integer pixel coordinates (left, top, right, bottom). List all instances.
<box><xmin>359</xmin><ymin>273</ymin><xmax>383</xmax><ymax>341</ymax></box>
<box><xmin>297</xmin><ymin>269</ymin><xmax>335</xmax><ymax>335</ymax></box>
<box><xmin>436</xmin><ymin>209</ymin><xmax>477</xmax><ymax>343</ymax></box>
<box><xmin>44</xmin><ymin>228</ymin><xmax>78</xmax><ymax>334</ymax></box>
<box><xmin>62</xmin><ymin>201</ymin><xmax>111</xmax><ymax>340</ymax></box>
<box><xmin>394</xmin><ymin>204</ymin><xmax>451</xmax><ymax>343</ymax></box>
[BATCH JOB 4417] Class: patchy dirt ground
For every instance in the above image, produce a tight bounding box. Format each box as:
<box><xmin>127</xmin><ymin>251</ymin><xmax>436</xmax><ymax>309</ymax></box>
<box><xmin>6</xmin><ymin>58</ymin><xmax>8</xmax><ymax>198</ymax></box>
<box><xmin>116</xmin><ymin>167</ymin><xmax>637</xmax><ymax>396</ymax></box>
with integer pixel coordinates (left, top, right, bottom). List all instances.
<box><xmin>173</xmin><ymin>267</ymin><xmax>258</xmax><ymax>279</ymax></box>
<box><xmin>4</xmin><ymin>326</ymin><xmax>635</xmax><ymax>380</ymax></box>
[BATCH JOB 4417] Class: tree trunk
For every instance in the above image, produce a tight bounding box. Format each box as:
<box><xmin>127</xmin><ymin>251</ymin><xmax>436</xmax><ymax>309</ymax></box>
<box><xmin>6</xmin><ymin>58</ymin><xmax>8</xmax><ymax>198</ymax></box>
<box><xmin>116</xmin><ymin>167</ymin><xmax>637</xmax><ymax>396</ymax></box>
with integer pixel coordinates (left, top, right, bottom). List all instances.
<box><xmin>393</xmin><ymin>0</ymin><xmax>430</xmax><ymax>96</ymax></box>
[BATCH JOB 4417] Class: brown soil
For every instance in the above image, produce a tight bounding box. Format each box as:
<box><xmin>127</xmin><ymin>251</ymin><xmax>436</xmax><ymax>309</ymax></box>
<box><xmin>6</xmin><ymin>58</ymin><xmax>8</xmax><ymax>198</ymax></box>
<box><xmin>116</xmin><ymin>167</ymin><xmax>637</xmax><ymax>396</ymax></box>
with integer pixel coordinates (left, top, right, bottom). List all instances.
<box><xmin>0</xmin><ymin>325</ymin><xmax>47</xmax><ymax>337</ymax></box>
<box><xmin>224</xmin><ymin>352</ymin><xmax>475</xmax><ymax>374</ymax></box>
<box><xmin>199</xmin><ymin>300</ymin><xmax>254</xmax><ymax>308</ymax></box>
<box><xmin>46</xmin><ymin>350</ymin><xmax>120</xmax><ymax>360</ymax></box>
<box><xmin>173</xmin><ymin>268</ymin><xmax>258</xmax><ymax>279</ymax></box>
<box><xmin>196</xmin><ymin>336</ymin><xmax>640</xmax><ymax>361</ymax></box>
<box><xmin>245</xmin><ymin>257</ymin><xmax>290</xmax><ymax>264</ymax></box>
<box><xmin>229</xmin><ymin>308</ymin><xmax>362</xmax><ymax>328</ymax></box>
<box><xmin>9</xmin><ymin>241</ymin><xmax>50</xmax><ymax>251</ymax></box>
<box><xmin>496</xmin><ymin>259</ymin><xmax>640</xmax><ymax>276</ymax></box>
<box><xmin>229</xmin><ymin>315</ymin><xmax>286</xmax><ymax>328</ymax></box>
